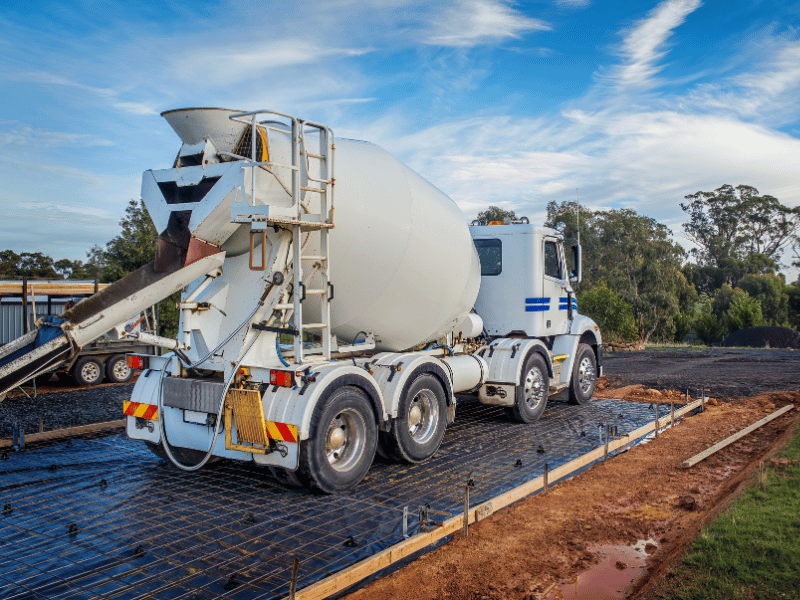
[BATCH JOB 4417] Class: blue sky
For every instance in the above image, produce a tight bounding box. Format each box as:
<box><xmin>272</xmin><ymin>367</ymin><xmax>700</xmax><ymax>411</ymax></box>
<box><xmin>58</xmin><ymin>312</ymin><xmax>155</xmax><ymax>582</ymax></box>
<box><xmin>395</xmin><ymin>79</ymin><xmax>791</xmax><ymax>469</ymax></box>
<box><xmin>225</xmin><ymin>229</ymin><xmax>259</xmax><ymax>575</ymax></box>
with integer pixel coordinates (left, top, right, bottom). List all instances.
<box><xmin>2</xmin><ymin>0</ymin><xmax>799</xmax><ymax>272</ymax></box>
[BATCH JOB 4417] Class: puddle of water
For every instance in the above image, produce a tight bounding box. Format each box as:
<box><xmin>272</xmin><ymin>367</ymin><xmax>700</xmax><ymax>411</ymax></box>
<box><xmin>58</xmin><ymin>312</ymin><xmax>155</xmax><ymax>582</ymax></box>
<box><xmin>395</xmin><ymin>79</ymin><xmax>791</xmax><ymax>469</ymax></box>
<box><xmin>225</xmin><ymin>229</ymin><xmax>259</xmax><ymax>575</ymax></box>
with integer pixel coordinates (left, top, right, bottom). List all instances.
<box><xmin>547</xmin><ymin>539</ymin><xmax>657</xmax><ymax>600</ymax></box>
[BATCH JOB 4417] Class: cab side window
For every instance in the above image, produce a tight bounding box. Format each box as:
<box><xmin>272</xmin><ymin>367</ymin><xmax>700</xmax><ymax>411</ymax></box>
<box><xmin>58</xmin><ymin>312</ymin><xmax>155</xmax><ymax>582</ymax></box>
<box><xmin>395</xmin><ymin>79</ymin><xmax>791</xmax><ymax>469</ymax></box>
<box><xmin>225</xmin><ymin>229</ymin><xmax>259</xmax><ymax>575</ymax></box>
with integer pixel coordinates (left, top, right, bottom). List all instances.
<box><xmin>544</xmin><ymin>241</ymin><xmax>562</xmax><ymax>279</ymax></box>
<box><xmin>474</xmin><ymin>238</ymin><xmax>502</xmax><ymax>276</ymax></box>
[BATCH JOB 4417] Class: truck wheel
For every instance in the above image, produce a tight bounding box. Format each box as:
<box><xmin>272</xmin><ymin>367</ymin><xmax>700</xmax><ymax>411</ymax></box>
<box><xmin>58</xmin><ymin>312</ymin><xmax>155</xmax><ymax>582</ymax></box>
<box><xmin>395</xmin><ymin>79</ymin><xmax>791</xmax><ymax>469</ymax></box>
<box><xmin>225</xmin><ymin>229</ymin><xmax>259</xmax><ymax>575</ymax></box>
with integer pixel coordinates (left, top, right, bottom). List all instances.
<box><xmin>106</xmin><ymin>354</ymin><xmax>133</xmax><ymax>384</ymax></box>
<box><xmin>510</xmin><ymin>353</ymin><xmax>549</xmax><ymax>423</ymax></box>
<box><xmin>300</xmin><ymin>386</ymin><xmax>377</xmax><ymax>494</ymax></box>
<box><xmin>382</xmin><ymin>373</ymin><xmax>447</xmax><ymax>463</ymax></box>
<box><xmin>568</xmin><ymin>344</ymin><xmax>596</xmax><ymax>405</ymax></box>
<box><xmin>73</xmin><ymin>357</ymin><xmax>104</xmax><ymax>386</ymax></box>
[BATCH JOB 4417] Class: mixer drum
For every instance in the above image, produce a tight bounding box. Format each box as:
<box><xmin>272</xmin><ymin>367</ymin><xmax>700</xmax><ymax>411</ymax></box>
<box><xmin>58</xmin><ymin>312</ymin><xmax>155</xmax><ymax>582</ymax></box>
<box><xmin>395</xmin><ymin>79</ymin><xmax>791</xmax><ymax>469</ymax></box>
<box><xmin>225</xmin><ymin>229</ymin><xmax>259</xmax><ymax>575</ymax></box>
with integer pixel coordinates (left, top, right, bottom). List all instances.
<box><xmin>316</xmin><ymin>138</ymin><xmax>481</xmax><ymax>350</ymax></box>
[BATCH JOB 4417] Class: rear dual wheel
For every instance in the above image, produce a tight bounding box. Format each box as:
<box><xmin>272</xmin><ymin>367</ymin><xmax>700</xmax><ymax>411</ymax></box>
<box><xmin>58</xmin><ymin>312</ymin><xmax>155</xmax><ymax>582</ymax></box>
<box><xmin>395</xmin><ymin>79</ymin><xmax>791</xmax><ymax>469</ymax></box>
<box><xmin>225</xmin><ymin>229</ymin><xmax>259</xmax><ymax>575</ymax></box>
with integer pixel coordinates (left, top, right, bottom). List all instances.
<box><xmin>300</xmin><ymin>386</ymin><xmax>378</xmax><ymax>494</ymax></box>
<box><xmin>381</xmin><ymin>373</ymin><xmax>447</xmax><ymax>463</ymax></box>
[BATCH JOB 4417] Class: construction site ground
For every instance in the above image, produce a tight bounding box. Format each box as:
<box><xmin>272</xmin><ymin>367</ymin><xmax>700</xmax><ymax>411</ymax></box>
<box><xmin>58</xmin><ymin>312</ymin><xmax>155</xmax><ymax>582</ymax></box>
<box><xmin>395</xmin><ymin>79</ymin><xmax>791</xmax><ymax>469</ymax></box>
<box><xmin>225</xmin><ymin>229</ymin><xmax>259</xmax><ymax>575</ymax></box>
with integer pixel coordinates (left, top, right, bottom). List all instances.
<box><xmin>0</xmin><ymin>347</ymin><xmax>798</xmax><ymax>600</ymax></box>
<box><xmin>344</xmin><ymin>347</ymin><xmax>800</xmax><ymax>600</ymax></box>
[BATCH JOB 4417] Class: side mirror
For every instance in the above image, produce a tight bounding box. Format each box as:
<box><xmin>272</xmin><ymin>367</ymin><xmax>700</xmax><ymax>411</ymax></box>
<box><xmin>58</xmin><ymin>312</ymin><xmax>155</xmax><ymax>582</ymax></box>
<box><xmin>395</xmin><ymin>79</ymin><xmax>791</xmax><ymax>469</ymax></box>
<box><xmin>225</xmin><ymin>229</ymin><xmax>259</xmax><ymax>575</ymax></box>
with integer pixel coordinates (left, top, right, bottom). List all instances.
<box><xmin>569</xmin><ymin>244</ymin><xmax>582</xmax><ymax>285</ymax></box>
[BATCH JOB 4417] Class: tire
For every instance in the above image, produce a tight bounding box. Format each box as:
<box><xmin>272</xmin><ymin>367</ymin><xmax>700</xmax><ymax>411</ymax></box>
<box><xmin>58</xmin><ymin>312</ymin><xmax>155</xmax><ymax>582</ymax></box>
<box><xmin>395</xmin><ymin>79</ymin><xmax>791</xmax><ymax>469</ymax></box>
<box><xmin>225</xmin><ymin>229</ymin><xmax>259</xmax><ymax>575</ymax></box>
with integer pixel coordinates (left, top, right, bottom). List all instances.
<box><xmin>381</xmin><ymin>373</ymin><xmax>447</xmax><ymax>463</ymax></box>
<box><xmin>510</xmin><ymin>353</ymin><xmax>549</xmax><ymax>423</ymax></box>
<box><xmin>568</xmin><ymin>343</ymin><xmax>597</xmax><ymax>405</ymax></box>
<box><xmin>299</xmin><ymin>386</ymin><xmax>377</xmax><ymax>494</ymax></box>
<box><xmin>73</xmin><ymin>356</ymin><xmax>104</xmax><ymax>386</ymax></box>
<box><xmin>106</xmin><ymin>354</ymin><xmax>133</xmax><ymax>384</ymax></box>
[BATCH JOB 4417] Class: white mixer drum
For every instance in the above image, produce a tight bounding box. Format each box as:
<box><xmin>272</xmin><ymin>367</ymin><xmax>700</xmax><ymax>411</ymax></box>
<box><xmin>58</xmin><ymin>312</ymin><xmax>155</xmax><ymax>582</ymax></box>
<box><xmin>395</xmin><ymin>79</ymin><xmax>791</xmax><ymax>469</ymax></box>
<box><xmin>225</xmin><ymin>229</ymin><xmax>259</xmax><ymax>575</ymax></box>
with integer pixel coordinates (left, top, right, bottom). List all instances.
<box><xmin>317</xmin><ymin>139</ymin><xmax>481</xmax><ymax>350</ymax></box>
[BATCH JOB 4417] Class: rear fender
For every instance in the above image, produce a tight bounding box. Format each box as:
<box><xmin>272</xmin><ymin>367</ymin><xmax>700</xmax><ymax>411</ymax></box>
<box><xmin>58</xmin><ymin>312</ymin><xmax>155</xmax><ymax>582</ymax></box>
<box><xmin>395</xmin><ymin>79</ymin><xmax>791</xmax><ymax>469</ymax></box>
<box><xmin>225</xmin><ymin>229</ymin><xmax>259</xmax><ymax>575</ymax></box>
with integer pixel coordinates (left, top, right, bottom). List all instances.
<box><xmin>364</xmin><ymin>353</ymin><xmax>455</xmax><ymax>423</ymax></box>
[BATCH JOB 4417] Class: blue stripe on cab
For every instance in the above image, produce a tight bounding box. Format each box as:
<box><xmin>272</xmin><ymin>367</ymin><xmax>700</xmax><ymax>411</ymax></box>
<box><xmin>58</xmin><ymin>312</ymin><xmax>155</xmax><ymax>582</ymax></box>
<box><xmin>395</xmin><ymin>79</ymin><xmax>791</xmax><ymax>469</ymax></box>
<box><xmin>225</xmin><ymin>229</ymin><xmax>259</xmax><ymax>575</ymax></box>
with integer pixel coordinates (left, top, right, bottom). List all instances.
<box><xmin>525</xmin><ymin>306</ymin><xmax>549</xmax><ymax>312</ymax></box>
<box><xmin>525</xmin><ymin>298</ymin><xmax>549</xmax><ymax>304</ymax></box>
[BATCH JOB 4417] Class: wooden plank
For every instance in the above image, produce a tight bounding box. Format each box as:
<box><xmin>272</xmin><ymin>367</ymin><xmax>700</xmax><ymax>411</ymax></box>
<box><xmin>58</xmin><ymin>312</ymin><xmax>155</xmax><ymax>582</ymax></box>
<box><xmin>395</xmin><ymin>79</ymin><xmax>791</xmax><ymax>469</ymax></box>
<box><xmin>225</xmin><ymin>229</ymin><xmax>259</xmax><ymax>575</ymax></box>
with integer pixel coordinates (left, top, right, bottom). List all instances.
<box><xmin>0</xmin><ymin>280</ymin><xmax>109</xmax><ymax>297</ymax></box>
<box><xmin>681</xmin><ymin>404</ymin><xmax>795</xmax><ymax>469</ymax></box>
<box><xmin>296</xmin><ymin>399</ymin><xmax>704</xmax><ymax>600</ymax></box>
<box><xmin>0</xmin><ymin>420</ymin><xmax>125</xmax><ymax>448</ymax></box>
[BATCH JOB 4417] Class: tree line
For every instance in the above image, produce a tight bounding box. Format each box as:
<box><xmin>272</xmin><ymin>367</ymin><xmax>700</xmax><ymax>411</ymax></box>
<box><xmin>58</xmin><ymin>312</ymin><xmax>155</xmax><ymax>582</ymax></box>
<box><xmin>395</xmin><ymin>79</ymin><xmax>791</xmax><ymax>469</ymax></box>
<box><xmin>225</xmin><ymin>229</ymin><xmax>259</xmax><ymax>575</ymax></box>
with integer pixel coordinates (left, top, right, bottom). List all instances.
<box><xmin>3</xmin><ymin>187</ymin><xmax>799</xmax><ymax>345</ymax></box>
<box><xmin>478</xmin><ymin>184</ymin><xmax>800</xmax><ymax>345</ymax></box>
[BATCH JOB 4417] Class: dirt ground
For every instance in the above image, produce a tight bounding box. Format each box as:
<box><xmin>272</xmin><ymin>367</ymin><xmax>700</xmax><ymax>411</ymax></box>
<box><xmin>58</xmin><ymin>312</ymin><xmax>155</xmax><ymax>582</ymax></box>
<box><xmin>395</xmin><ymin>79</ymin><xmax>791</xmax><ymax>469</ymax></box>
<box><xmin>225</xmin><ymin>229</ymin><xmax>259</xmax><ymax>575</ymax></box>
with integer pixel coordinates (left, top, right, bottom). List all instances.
<box><xmin>601</xmin><ymin>347</ymin><xmax>799</xmax><ymax>398</ymax></box>
<box><xmin>343</xmin><ymin>348</ymin><xmax>800</xmax><ymax>600</ymax></box>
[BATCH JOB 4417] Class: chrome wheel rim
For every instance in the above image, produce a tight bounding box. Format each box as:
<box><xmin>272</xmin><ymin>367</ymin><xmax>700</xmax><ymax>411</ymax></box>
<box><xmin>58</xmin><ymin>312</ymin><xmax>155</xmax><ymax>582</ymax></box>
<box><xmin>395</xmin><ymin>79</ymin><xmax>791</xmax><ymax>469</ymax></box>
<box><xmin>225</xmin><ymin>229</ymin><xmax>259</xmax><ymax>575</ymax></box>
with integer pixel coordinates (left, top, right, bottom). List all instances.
<box><xmin>325</xmin><ymin>408</ymin><xmax>366</xmax><ymax>472</ymax></box>
<box><xmin>81</xmin><ymin>362</ymin><xmax>101</xmax><ymax>384</ymax></box>
<box><xmin>407</xmin><ymin>389</ymin><xmax>439</xmax><ymax>444</ymax></box>
<box><xmin>112</xmin><ymin>360</ymin><xmax>131</xmax><ymax>380</ymax></box>
<box><xmin>524</xmin><ymin>367</ymin><xmax>545</xmax><ymax>410</ymax></box>
<box><xmin>578</xmin><ymin>356</ymin><xmax>596</xmax><ymax>395</ymax></box>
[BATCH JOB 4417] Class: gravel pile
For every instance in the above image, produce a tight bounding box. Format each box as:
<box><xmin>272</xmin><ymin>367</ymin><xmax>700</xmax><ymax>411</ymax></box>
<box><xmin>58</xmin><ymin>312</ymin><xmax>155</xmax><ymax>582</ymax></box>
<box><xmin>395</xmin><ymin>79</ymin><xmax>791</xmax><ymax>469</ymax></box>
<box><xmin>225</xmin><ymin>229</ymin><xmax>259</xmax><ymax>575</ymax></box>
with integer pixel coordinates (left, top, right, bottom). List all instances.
<box><xmin>0</xmin><ymin>383</ymin><xmax>134</xmax><ymax>435</ymax></box>
<box><xmin>722</xmin><ymin>326</ymin><xmax>800</xmax><ymax>349</ymax></box>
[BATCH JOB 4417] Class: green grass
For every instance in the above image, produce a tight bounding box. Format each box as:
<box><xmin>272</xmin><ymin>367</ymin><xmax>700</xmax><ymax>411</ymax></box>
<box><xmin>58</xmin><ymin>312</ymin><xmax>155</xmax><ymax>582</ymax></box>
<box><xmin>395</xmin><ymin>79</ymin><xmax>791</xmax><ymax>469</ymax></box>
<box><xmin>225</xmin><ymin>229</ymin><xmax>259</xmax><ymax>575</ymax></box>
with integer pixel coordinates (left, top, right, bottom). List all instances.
<box><xmin>655</xmin><ymin>421</ymin><xmax>800</xmax><ymax>600</ymax></box>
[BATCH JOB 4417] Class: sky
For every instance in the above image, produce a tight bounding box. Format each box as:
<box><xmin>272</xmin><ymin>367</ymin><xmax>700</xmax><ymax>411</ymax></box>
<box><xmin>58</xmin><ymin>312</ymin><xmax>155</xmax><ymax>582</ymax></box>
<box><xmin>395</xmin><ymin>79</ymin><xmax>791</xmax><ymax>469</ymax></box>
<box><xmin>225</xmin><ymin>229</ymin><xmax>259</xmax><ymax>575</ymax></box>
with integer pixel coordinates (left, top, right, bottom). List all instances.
<box><xmin>1</xmin><ymin>0</ymin><xmax>799</xmax><ymax>274</ymax></box>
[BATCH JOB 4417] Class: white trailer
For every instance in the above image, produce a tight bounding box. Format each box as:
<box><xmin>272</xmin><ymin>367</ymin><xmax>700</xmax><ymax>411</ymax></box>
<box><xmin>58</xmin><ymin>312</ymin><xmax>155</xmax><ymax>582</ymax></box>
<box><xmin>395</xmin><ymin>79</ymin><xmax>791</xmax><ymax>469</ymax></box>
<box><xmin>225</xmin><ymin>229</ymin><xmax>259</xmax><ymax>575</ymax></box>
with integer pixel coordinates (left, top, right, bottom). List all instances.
<box><xmin>0</xmin><ymin>107</ymin><xmax>601</xmax><ymax>493</ymax></box>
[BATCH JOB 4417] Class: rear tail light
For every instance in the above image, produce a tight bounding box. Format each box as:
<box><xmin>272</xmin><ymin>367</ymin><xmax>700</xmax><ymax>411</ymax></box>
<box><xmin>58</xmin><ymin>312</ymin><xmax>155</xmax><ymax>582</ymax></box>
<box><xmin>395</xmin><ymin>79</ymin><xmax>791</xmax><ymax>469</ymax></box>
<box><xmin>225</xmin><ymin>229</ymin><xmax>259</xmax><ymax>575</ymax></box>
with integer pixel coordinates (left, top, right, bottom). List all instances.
<box><xmin>269</xmin><ymin>369</ymin><xmax>297</xmax><ymax>388</ymax></box>
<box><xmin>127</xmin><ymin>355</ymin><xmax>146</xmax><ymax>370</ymax></box>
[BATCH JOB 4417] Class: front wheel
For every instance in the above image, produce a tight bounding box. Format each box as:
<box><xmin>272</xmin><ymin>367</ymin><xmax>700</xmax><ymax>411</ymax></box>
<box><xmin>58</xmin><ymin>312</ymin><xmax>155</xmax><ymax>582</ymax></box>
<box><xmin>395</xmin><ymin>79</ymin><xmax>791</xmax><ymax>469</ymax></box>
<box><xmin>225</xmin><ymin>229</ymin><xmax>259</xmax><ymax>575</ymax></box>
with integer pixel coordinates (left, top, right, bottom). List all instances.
<box><xmin>510</xmin><ymin>353</ymin><xmax>549</xmax><ymax>423</ymax></box>
<box><xmin>381</xmin><ymin>373</ymin><xmax>447</xmax><ymax>463</ymax></box>
<box><xmin>568</xmin><ymin>344</ymin><xmax>597</xmax><ymax>405</ymax></box>
<box><xmin>300</xmin><ymin>386</ymin><xmax>377</xmax><ymax>494</ymax></box>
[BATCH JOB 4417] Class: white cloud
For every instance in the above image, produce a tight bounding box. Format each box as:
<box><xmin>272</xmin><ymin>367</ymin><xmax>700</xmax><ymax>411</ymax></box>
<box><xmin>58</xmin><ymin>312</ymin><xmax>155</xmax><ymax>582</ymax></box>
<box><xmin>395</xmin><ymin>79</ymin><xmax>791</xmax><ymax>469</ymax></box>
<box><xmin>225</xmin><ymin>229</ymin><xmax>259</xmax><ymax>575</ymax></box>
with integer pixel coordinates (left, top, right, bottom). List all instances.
<box><xmin>170</xmin><ymin>42</ymin><xmax>371</xmax><ymax>85</ymax></box>
<box><xmin>424</xmin><ymin>0</ymin><xmax>549</xmax><ymax>47</ymax></box>
<box><xmin>0</xmin><ymin>122</ymin><xmax>113</xmax><ymax>148</ymax></box>
<box><xmin>686</xmin><ymin>38</ymin><xmax>800</xmax><ymax>126</ymax></box>
<box><xmin>607</xmin><ymin>0</ymin><xmax>702</xmax><ymax>89</ymax></box>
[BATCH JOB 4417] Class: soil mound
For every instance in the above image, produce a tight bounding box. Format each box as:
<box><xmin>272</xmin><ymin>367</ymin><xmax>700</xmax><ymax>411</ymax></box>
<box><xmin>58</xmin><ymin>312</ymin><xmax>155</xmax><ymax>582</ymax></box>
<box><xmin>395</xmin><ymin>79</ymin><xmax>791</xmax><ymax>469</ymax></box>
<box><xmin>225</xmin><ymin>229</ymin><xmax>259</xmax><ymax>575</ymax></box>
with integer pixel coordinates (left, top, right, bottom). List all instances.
<box><xmin>722</xmin><ymin>326</ymin><xmax>800</xmax><ymax>349</ymax></box>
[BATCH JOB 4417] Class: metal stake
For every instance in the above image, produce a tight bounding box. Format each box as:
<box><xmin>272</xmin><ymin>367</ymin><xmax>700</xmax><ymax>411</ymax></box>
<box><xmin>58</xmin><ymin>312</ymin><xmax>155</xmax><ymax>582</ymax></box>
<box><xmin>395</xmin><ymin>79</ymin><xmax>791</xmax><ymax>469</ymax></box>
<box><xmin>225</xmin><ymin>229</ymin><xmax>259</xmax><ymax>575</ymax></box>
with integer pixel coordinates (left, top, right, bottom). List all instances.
<box><xmin>289</xmin><ymin>557</ymin><xmax>299</xmax><ymax>600</ymax></box>
<box><xmin>403</xmin><ymin>506</ymin><xmax>409</xmax><ymax>539</ymax></box>
<box><xmin>603</xmin><ymin>425</ymin><xmax>609</xmax><ymax>461</ymax></box>
<box><xmin>39</xmin><ymin>414</ymin><xmax>43</xmax><ymax>434</ymax></box>
<box><xmin>670</xmin><ymin>402</ymin><xmax>675</xmax><ymax>428</ymax></box>
<box><xmin>655</xmin><ymin>404</ymin><xmax>659</xmax><ymax>437</ymax></box>
<box><xmin>701</xmin><ymin>385</ymin><xmax>705</xmax><ymax>412</ymax></box>
<box><xmin>463</xmin><ymin>472</ymin><xmax>474</xmax><ymax>537</ymax></box>
<box><xmin>543</xmin><ymin>463</ymin><xmax>549</xmax><ymax>494</ymax></box>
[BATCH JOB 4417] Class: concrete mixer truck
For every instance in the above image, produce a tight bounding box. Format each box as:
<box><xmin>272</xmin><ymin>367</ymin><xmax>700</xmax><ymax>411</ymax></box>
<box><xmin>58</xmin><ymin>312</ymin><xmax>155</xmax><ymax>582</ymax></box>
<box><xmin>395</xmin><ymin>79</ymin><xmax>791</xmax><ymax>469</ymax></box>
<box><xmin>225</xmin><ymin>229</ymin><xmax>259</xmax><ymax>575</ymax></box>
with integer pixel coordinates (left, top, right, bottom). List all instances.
<box><xmin>0</xmin><ymin>108</ymin><xmax>602</xmax><ymax>493</ymax></box>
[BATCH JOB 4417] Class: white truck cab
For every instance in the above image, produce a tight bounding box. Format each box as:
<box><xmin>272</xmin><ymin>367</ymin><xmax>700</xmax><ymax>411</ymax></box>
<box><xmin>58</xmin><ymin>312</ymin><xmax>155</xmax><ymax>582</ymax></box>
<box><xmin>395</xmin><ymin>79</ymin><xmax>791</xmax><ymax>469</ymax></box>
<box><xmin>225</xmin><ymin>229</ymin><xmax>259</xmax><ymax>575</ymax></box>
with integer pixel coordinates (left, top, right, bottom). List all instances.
<box><xmin>469</xmin><ymin>221</ymin><xmax>602</xmax><ymax>413</ymax></box>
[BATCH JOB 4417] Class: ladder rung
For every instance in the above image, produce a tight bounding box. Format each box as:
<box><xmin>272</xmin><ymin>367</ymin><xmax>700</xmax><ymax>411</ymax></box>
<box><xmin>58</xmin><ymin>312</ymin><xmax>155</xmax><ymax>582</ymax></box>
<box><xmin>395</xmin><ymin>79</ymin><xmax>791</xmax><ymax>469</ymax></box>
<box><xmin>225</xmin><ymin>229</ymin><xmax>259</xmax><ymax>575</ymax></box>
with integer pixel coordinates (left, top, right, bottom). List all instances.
<box><xmin>300</xmin><ymin>151</ymin><xmax>325</xmax><ymax>160</ymax></box>
<box><xmin>301</xmin><ymin>255</ymin><xmax>328</xmax><ymax>261</ymax></box>
<box><xmin>274</xmin><ymin>303</ymin><xmax>294</xmax><ymax>310</ymax></box>
<box><xmin>300</xmin><ymin>186</ymin><xmax>326</xmax><ymax>194</ymax></box>
<box><xmin>304</xmin><ymin>289</ymin><xmax>327</xmax><ymax>295</ymax></box>
<box><xmin>302</xmin><ymin>323</ymin><xmax>328</xmax><ymax>329</ymax></box>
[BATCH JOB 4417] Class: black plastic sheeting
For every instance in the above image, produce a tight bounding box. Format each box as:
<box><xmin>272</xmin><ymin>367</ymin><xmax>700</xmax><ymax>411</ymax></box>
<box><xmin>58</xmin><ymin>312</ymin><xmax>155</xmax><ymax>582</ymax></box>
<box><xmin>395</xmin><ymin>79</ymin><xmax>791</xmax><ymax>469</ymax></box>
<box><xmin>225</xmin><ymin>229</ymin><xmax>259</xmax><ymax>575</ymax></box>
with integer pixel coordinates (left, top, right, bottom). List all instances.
<box><xmin>0</xmin><ymin>398</ymin><xmax>677</xmax><ymax>600</ymax></box>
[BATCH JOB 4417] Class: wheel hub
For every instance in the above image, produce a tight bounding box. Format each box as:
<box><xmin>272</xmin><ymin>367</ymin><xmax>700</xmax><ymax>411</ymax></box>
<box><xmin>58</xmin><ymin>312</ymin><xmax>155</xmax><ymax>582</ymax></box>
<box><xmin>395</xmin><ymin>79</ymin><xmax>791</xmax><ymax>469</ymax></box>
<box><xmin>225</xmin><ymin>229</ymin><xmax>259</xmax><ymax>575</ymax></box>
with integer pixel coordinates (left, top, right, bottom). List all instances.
<box><xmin>327</xmin><ymin>427</ymin><xmax>346</xmax><ymax>452</ymax></box>
<box><xmin>578</xmin><ymin>357</ymin><xmax>596</xmax><ymax>393</ymax></box>
<box><xmin>408</xmin><ymin>405</ymin><xmax>422</xmax><ymax>427</ymax></box>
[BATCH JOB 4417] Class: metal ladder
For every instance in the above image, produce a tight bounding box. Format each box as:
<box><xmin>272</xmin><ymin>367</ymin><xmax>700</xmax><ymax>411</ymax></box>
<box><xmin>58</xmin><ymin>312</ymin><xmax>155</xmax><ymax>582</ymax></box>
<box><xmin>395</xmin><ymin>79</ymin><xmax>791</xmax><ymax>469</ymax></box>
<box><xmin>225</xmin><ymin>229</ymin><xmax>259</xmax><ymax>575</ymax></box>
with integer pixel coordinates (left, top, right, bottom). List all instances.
<box><xmin>229</xmin><ymin>110</ymin><xmax>335</xmax><ymax>364</ymax></box>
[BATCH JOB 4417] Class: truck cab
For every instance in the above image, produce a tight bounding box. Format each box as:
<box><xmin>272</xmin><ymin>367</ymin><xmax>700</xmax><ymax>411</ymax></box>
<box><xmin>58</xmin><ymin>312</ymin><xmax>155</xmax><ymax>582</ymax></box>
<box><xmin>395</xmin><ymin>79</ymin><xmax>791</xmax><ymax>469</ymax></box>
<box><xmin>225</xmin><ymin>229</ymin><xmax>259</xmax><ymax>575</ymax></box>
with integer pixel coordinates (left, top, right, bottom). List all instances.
<box><xmin>471</xmin><ymin>223</ymin><xmax>577</xmax><ymax>338</ymax></box>
<box><xmin>469</xmin><ymin>220</ymin><xmax>602</xmax><ymax>404</ymax></box>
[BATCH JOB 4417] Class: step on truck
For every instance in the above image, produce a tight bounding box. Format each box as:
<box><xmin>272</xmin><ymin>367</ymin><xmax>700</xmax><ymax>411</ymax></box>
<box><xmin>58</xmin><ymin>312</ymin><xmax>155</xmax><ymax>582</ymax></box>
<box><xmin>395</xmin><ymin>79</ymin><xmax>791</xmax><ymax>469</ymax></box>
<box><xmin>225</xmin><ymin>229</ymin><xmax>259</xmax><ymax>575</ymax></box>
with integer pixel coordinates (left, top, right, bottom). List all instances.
<box><xmin>0</xmin><ymin>108</ymin><xmax>602</xmax><ymax>493</ymax></box>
